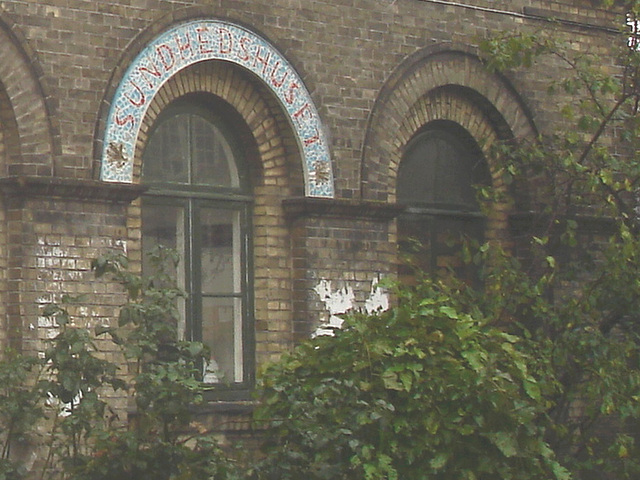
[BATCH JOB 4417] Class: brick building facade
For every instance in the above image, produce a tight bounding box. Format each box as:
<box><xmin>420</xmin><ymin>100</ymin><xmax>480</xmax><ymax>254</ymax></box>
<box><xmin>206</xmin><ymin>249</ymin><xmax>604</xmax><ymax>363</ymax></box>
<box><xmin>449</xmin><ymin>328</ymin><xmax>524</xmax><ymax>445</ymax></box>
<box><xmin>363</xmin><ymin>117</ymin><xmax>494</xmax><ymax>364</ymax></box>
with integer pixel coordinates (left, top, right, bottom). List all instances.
<box><xmin>0</xmin><ymin>0</ymin><xmax>623</xmax><ymax>439</ymax></box>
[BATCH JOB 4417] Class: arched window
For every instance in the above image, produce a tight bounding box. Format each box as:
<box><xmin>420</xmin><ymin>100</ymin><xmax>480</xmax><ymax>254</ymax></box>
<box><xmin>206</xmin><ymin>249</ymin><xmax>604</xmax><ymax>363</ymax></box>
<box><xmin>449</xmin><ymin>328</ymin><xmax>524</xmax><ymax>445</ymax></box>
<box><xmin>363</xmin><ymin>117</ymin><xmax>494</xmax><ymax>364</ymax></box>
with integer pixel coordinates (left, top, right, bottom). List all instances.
<box><xmin>141</xmin><ymin>95</ymin><xmax>253</xmax><ymax>392</ymax></box>
<box><xmin>397</xmin><ymin>120</ymin><xmax>490</xmax><ymax>280</ymax></box>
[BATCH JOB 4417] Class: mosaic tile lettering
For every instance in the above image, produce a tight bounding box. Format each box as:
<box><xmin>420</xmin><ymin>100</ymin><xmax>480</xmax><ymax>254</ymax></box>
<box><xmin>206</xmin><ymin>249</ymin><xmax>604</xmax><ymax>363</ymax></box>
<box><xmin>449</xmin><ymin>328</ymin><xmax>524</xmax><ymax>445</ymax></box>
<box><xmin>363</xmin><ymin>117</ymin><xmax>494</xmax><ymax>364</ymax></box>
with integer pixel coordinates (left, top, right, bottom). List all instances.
<box><xmin>101</xmin><ymin>20</ymin><xmax>334</xmax><ymax>198</ymax></box>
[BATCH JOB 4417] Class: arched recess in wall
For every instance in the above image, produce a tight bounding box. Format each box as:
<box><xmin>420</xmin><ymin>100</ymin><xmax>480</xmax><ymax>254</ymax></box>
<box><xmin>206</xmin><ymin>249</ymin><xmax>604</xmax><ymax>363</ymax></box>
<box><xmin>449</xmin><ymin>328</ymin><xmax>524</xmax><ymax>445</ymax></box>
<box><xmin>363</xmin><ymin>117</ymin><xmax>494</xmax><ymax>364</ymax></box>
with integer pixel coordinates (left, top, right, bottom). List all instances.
<box><xmin>361</xmin><ymin>47</ymin><xmax>537</xmax><ymax>277</ymax></box>
<box><xmin>0</xmin><ymin>14</ymin><xmax>57</xmax><ymax>175</ymax></box>
<box><xmin>0</xmin><ymin>83</ymin><xmax>8</xmax><ymax>346</ymax></box>
<box><xmin>0</xmin><ymin>15</ymin><xmax>57</xmax><ymax>347</ymax></box>
<box><xmin>96</xmin><ymin>18</ymin><xmax>334</xmax><ymax>198</ymax></box>
<box><xmin>0</xmin><ymin>83</ymin><xmax>18</xmax><ymax>173</ymax></box>
<box><xmin>361</xmin><ymin>47</ymin><xmax>537</xmax><ymax>206</ymax></box>
<box><xmin>95</xmin><ymin>16</ymin><xmax>335</xmax><ymax>393</ymax></box>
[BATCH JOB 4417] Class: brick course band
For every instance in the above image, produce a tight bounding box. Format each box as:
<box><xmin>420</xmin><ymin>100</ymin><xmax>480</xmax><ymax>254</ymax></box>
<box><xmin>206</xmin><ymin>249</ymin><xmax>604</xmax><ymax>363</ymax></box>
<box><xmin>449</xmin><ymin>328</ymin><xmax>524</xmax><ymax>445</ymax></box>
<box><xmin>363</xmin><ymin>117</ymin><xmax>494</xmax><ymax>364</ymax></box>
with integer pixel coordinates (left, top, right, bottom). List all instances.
<box><xmin>100</xmin><ymin>19</ymin><xmax>334</xmax><ymax>198</ymax></box>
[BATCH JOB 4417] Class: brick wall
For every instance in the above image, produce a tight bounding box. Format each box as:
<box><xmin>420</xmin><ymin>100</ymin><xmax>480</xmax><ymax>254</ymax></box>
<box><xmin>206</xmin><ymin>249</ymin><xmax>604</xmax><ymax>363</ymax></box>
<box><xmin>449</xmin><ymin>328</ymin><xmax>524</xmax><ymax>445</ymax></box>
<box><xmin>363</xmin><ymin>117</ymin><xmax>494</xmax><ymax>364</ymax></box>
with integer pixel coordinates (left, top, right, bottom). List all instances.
<box><xmin>0</xmin><ymin>1</ymin><xmax>622</xmax><ymax>184</ymax></box>
<box><xmin>0</xmin><ymin>0</ymin><xmax>626</xmax><ymax>443</ymax></box>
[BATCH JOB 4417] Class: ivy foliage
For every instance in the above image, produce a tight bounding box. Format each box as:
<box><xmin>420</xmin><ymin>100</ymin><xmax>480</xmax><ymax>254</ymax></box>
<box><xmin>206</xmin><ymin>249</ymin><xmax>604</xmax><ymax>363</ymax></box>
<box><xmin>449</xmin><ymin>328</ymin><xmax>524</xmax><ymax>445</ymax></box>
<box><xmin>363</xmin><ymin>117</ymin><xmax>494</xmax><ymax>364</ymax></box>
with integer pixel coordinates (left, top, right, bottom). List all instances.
<box><xmin>254</xmin><ymin>4</ymin><xmax>640</xmax><ymax>480</ymax></box>
<box><xmin>253</xmin><ymin>277</ymin><xmax>567</xmax><ymax>480</ymax></box>
<box><xmin>0</xmin><ymin>248</ymin><xmax>240</xmax><ymax>480</ymax></box>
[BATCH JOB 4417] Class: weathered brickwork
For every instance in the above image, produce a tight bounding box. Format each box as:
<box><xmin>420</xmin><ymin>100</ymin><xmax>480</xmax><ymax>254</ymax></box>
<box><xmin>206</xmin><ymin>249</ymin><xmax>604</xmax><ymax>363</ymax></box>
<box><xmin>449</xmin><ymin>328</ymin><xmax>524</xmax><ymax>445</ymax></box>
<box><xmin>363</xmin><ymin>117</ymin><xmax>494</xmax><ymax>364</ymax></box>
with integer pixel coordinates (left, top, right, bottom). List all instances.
<box><xmin>0</xmin><ymin>0</ymin><xmax>624</xmax><ymax>445</ymax></box>
<box><xmin>284</xmin><ymin>198</ymin><xmax>402</xmax><ymax>340</ymax></box>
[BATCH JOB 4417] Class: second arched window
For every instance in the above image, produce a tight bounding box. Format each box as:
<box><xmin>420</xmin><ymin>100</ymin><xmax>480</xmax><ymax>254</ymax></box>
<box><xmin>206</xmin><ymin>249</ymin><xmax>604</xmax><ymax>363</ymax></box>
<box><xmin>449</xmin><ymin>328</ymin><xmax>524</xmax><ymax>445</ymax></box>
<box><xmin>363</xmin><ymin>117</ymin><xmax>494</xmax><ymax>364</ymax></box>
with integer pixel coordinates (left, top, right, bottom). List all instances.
<box><xmin>397</xmin><ymin>120</ymin><xmax>490</xmax><ymax>282</ymax></box>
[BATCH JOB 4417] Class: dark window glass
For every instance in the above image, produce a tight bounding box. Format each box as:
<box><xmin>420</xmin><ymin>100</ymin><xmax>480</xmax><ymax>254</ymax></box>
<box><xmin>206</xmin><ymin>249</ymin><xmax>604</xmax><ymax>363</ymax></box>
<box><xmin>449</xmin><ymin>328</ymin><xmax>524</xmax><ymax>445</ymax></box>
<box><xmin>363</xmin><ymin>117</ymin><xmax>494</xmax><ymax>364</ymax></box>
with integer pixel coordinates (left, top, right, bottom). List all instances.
<box><xmin>397</xmin><ymin>122</ymin><xmax>489</xmax><ymax>280</ymax></box>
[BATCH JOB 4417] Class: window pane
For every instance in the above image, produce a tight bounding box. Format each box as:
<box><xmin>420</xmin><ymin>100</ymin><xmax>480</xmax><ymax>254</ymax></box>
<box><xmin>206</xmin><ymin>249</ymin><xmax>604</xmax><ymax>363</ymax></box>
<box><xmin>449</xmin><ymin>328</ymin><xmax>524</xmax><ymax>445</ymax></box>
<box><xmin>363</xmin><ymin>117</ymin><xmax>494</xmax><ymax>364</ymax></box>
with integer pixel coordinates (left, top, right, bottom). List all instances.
<box><xmin>199</xmin><ymin>208</ymin><xmax>241</xmax><ymax>295</ymax></box>
<box><xmin>199</xmin><ymin>207</ymin><xmax>244</xmax><ymax>384</ymax></box>
<box><xmin>191</xmin><ymin>115</ymin><xmax>237</xmax><ymax>188</ymax></box>
<box><xmin>141</xmin><ymin>203</ymin><xmax>187</xmax><ymax>340</ymax></box>
<box><xmin>398</xmin><ymin>135</ymin><xmax>437</xmax><ymax>205</ymax></box>
<box><xmin>398</xmin><ymin>213</ymin><xmax>484</xmax><ymax>282</ymax></box>
<box><xmin>143</xmin><ymin>115</ymin><xmax>190</xmax><ymax>183</ymax></box>
<box><xmin>201</xmin><ymin>296</ymin><xmax>243</xmax><ymax>383</ymax></box>
<box><xmin>398</xmin><ymin>128</ymin><xmax>481</xmax><ymax>209</ymax></box>
<box><xmin>433</xmin><ymin>137</ymin><xmax>471</xmax><ymax>207</ymax></box>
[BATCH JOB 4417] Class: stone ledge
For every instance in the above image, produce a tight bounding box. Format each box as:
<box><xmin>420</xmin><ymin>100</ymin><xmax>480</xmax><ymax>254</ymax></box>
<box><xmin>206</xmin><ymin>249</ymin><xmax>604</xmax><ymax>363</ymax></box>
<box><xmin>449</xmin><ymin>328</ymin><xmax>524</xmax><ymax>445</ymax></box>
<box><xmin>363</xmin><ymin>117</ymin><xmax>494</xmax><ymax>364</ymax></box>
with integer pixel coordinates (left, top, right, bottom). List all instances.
<box><xmin>509</xmin><ymin>211</ymin><xmax>617</xmax><ymax>234</ymax></box>
<box><xmin>283</xmin><ymin>197</ymin><xmax>403</xmax><ymax>221</ymax></box>
<box><xmin>0</xmin><ymin>176</ymin><xmax>147</xmax><ymax>203</ymax></box>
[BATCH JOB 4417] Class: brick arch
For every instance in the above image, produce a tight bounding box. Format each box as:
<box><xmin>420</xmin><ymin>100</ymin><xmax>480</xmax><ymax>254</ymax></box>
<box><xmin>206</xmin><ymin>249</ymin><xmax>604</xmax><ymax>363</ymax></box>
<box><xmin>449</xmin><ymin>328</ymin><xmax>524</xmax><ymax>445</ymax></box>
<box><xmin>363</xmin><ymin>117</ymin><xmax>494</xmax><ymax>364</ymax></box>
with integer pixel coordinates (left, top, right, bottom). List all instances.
<box><xmin>361</xmin><ymin>48</ymin><xmax>536</xmax><ymax>204</ymax></box>
<box><xmin>134</xmin><ymin>60</ymin><xmax>303</xmax><ymax>194</ymax></box>
<box><xmin>0</xmin><ymin>15</ymin><xmax>57</xmax><ymax>175</ymax></box>
<box><xmin>391</xmin><ymin>87</ymin><xmax>511</xmax><ymax>242</ymax></box>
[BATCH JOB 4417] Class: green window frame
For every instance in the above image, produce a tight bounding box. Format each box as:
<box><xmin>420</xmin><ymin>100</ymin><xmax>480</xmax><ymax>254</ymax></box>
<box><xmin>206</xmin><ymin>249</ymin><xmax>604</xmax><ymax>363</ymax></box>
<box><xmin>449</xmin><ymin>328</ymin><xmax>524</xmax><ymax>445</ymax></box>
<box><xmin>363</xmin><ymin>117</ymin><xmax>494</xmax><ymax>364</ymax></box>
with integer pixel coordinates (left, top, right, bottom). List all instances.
<box><xmin>141</xmin><ymin>96</ymin><xmax>254</xmax><ymax>398</ymax></box>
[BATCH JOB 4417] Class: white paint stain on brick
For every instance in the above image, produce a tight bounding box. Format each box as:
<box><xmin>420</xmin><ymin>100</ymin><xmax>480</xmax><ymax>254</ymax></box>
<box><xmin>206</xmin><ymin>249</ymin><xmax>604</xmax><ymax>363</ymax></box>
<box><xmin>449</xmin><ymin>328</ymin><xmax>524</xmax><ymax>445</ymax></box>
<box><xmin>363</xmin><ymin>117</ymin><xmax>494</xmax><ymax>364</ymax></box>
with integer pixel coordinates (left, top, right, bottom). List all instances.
<box><xmin>115</xmin><ymin>239</ymin><xmax>127</xmax><ymax>254</ymax></box>
<box><xmin>314</xmin><ymin>278</ymin><xmax>389</xmax><ymax>336</ymax></box>
<box><xmin>313</xmin><ymin>280</ymin><xmax>354</xmax><ymax>335</ymax></box>
<box><xmin>37</xmin><ymin>316</ymin><xmax>57</xmax><ymax>329</ymax></box>
<box><xmin>365</xmin><ymin>277</ymin><xmax>389</xmax><ymax>314</ymax></box>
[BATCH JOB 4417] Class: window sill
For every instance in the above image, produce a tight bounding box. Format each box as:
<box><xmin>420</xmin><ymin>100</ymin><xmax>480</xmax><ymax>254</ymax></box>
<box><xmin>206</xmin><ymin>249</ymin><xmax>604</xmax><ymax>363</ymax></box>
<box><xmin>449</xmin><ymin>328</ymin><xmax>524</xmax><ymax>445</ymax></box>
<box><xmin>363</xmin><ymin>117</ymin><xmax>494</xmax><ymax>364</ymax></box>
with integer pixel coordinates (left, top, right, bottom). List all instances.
<box><xmin>197</xmin><ymin>399</ymin><xmax>257</xmax><ymax>415</ymax></box>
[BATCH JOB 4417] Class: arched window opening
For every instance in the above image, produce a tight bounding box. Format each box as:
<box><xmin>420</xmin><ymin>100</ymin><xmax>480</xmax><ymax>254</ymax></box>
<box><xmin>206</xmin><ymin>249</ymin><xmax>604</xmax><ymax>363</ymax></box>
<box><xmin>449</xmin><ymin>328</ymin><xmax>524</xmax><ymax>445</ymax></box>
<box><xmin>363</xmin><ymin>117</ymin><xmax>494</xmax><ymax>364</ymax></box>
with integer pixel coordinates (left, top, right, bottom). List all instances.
<box><xmin>141</xmin><ymin>95</ymin><xmax>253</xmax><ymax>392</ymax></box>
<box><xmin>397</xmin><ymin>120</ymin><xmax>490</xmax><ymax>281</ymax></box>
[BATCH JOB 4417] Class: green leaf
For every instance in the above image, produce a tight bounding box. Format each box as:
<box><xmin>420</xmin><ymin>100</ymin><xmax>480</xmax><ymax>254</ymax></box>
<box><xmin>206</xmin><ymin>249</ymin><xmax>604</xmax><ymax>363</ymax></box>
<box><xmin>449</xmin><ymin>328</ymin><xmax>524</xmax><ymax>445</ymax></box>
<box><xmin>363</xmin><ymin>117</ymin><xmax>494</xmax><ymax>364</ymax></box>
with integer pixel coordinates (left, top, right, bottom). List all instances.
<box><xmin>430</xmin><ymin>452</ymin><xmax>448</xmax><ymax>471</ymax></box>
<box><xmin>523</xmin><ymin>377</ymin><xmax>541</xmax><ymax>401</ymax></box>
<box><xmin>439</xmin><ymin>305</ymin><xmax>459</xmax><ymax>319</ymax></box>
<box><xmin>382</xmin><ymin>370</ymin><xmax>403</xmax><ymax>391</ymax></box>
<box><xmin>461</xmin><ymin>350</ymin><xmax>486</xmax><ymax>372</ymax></box>
<box><xmin>489</xmin><ymin>432</ymin><xmax>518</xmax><ymax>458</ymax></box>
<box><xmin>551</xmin><ymin>461</ymin><xmax>571</xmax><ymax>480</ymax></box>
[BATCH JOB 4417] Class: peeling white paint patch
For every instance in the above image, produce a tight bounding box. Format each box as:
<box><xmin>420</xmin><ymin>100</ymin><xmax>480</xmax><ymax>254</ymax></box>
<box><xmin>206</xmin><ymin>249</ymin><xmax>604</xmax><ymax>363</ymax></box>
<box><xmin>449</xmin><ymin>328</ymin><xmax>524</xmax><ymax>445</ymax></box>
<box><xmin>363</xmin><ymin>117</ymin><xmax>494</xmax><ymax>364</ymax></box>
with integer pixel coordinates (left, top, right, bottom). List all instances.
<box><xmin>313</xmin><ymin>280</ymin><xmax>354</xmax><ymax>335</ymax></box>
<box><xmin>37</xmin><ymin>316</ymin><xmax>57</xmax><ymax>329</ymax></box>
<box><xmin>45</xmin><ymin>327</ymin><xmax>60</xmax><ymax>339</ymax></box>
<box><xmin>46</xmin><ymin>391</ymin><xmax>82</xmax><ymax>418</ymax></box>
<box><xmin>365</xmin><ymin>278</ymin><xmax>389</xmax><ymax>314</ymax></box>
<box><xmin>115</xmin><ymin>239</ymin><xmax>128</xmax><ymax>254</ymax></box>
<box><xmin>314</xmin><ymin>278</ymin><xmax>389</xmax><ymax>336</ymax></box>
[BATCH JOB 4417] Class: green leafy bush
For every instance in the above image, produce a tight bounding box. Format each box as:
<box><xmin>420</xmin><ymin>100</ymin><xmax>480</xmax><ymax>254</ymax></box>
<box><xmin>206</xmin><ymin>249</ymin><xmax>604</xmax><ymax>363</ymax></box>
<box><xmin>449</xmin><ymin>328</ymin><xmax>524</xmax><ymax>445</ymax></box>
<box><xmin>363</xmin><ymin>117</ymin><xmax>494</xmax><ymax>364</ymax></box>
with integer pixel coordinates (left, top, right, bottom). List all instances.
<box><xmin>0</xmin><ymin>351</ymin><xmax>43</xmax><ymax>480</ymax></box>
<box><xmin>253</xmin><ymin>10</ymin><xmax>640</xmax><ymax>478</ymax></box>
<box><xmin>254</xmin><ymin>278</ymin><xmax>567</xmax><ymax>480</ymax></box>
<box><xmin>60</xmin><ymin>248</ymin><xmax>241</xmax><ymax>480</ymax></box>
<box><xmin>0</xmin><ymin>248</ymin><xmax>240</xmax><ymax>480</ymax></box>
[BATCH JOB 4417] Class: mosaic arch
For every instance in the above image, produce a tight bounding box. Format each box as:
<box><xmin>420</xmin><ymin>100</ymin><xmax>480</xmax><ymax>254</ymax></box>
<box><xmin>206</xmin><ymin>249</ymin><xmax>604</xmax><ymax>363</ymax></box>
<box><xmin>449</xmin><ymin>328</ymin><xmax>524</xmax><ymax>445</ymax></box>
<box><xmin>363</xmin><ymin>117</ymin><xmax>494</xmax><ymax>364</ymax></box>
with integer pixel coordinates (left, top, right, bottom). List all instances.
<box><xmin>100</xmin><ymin>19</ymin><xmax>334</xmax><ymax>198</ymax></box>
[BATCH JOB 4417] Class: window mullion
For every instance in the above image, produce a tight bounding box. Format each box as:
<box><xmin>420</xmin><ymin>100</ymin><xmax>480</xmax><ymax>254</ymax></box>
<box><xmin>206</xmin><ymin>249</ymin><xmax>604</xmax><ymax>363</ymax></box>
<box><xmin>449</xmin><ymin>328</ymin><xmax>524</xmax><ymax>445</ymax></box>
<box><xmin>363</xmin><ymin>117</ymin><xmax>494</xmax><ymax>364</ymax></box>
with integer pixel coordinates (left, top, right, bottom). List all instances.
<box><xmin>187</xmin><ymin>199</ymin><xmax>200</xmax><ymax>343</ymax></box>
<box><xmin>187</xmin><ymin>114</ymin><xmax>193</xmax><ymax>185</ymax></box>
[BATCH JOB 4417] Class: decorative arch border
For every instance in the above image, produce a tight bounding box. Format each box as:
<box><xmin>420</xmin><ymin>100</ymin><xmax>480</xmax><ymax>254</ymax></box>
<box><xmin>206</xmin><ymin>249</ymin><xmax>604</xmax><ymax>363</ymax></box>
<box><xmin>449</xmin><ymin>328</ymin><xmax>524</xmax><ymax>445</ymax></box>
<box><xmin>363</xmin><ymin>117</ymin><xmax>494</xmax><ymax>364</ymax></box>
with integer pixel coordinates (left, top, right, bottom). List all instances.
<box><xmin>100</xmin><ymin>19</ymin><xmax>334</xmax><ymax>197</ymax></box>
<box><xmin>361</xmin><ymin>46</ymin><xmax>537</xmax><ymax>202</ymax></box>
